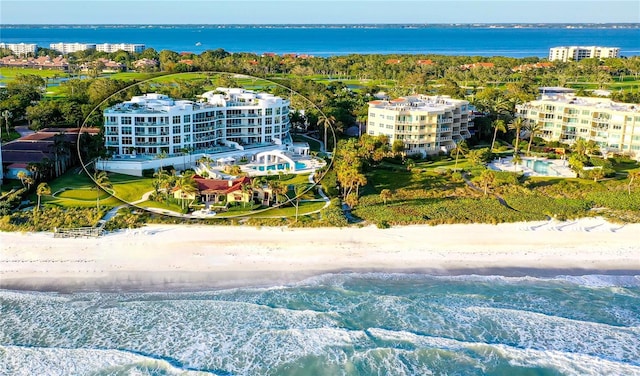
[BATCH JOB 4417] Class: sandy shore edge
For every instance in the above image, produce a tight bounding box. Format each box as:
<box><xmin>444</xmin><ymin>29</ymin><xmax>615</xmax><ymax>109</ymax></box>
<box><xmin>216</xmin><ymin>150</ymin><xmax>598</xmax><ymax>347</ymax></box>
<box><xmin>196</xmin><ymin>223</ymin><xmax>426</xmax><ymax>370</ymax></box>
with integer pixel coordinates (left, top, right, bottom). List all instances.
<box><xmin>1</xmin><ymin>217</ymin><xmax>639</xmax><ymax>291</ymax></box>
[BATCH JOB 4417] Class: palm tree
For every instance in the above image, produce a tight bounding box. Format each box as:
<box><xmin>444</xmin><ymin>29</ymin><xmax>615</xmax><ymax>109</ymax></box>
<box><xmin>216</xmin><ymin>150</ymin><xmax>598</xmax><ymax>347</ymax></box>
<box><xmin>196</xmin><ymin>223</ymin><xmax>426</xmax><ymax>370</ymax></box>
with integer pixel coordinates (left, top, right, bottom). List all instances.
<box><xmin>490</xmin><ymin>119</ymin><xmax>507</xmax><ymax>152</ymax></box>
<box><xmin>379</xmin><ymin>189</ymin><xmax>392</xmax><ymax>204</ymax></box>
<box><xmin>318</xmin><ymin>115</ymin><xmax>335</xmax><ymax>152</ymax></box>
<box><xmin>293</xmin><ymin>184</ymin><xmax>309</xmax><ymax>222</ymax></box>
<box><xmin>1</xmin><ymin>110</ymin><xmax>11</xmax><ymax>139</ymax></box>
<box><xmin>405</xmin><ymin>158</ymin><xmax>415</xmax><ymax>171</ymax></box>
<box><xmin>267</xmin><ymin>180</ymin><xmax>285</xmax><ymax>206</ymax></box>
<box><xmin>627</xmin><ymin>170</ymin><xmax>640</xmax><ymax>196</ymax></box>
<box><xmin>174</xmin><ymin>174</ymin><xmax>198</xmax><ymax>209</ymax></box>
<box><xmin>512</xmin><ymin>154</ymin><xmax>522</xmax><ymax>172</ymax></box>
<box><xmin>17</xmin><ymin>171</ymin><xmax>28</xmax><ymax>187</ymax></box>
<box><xmin>525</xmin><ymin>121</ymin><xmax>543</xmax><ymax>156</ymax></box>
<box><xmin>241</xmin><ymin>182</ymin><xmax>252</xmax><ymax>208</ymax></box>
<box><xmin>452</xmin><ymin>140</ymin><xmax>468</xmax><ymax>171</ymax></box>
<box><xmin>508</xmin><ymin>117</ymin><xmax>527</xmax><ymax>156</ymax></box>
<box><xmin>478</xmin><ymin>170</ymin><xmax>495</xmax><ymax>196</ymax></box>
<box><xmin>591</xmin><ymin>167</ymin><xmax>605</xmax><ymax>182</ymax></box>
<box><xmin>93</xmin><ymin>170</ymin><xmax>112</xmax><ymax>210</ymax></box>
<box><xmin>36</xmin><ymin>182</ymin><xmax>51</xmax><ymax>213</ymax></box>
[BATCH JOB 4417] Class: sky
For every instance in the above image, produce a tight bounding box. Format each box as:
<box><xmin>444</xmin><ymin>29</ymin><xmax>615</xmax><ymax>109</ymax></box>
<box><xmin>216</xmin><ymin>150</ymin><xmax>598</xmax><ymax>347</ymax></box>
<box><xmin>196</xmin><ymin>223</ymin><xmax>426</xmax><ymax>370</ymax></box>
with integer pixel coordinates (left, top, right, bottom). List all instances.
<box><xmin>1</xmin><ymin>0</ymin><xmax>639</xmax><ymax>25</ymax></box>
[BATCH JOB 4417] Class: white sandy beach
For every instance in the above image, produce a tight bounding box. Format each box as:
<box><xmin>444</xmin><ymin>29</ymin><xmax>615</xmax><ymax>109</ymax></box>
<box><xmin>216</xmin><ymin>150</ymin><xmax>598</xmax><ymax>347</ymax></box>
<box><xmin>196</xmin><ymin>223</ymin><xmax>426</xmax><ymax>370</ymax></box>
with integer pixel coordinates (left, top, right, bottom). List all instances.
<box><xmin>1</xmin><ymin>217</ymin><xmax>639</xmax><ymax>291</ymax></box>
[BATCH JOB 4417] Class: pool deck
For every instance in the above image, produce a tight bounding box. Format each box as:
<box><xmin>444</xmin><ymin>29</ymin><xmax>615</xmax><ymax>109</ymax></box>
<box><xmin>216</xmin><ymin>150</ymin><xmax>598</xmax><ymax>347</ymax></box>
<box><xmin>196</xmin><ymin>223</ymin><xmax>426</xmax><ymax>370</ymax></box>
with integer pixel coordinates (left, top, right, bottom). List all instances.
<box><xmin>488</xmin><ymin>156</ymin><xmax>577</xmax><ymax>178</ymax></box>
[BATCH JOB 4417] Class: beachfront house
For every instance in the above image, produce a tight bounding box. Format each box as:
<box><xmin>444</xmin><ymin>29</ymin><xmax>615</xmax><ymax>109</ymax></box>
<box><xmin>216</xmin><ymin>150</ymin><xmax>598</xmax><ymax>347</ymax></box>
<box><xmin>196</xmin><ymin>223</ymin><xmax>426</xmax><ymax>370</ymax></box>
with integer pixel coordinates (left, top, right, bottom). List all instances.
<box><xmin>172</xmin><ymin>176</ymin><xmax>253</xmax><ymax>208</ymax></box>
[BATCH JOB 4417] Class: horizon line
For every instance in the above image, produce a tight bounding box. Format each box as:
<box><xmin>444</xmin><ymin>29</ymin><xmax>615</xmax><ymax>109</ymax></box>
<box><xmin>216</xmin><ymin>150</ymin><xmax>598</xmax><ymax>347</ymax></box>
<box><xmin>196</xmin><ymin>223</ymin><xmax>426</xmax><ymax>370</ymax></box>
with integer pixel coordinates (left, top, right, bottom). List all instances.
<box><xmin>3</xmin><ymin>22</ymin><xmax>640</xmax><ymax>26</ymax></box>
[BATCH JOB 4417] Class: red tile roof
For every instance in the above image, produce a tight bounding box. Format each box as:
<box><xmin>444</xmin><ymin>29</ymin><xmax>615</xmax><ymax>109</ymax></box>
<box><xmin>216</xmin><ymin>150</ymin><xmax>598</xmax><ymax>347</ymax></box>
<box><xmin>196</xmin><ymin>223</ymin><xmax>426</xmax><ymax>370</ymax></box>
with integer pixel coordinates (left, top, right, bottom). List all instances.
<box><xmin>193</xmin><ymin>176</ymin><xmax>251</xmax><ymax>194</ymax></box>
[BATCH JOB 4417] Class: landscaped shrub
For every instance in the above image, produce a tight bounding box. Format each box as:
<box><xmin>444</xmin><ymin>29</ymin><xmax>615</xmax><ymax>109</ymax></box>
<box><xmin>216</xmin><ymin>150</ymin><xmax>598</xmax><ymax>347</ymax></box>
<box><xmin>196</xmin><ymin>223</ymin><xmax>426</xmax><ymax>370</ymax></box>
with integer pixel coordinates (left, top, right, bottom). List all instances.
<box><xmin>142</xmin><ymin>168</ymin><xmax>155</xmax><ymax>178</ymax></box>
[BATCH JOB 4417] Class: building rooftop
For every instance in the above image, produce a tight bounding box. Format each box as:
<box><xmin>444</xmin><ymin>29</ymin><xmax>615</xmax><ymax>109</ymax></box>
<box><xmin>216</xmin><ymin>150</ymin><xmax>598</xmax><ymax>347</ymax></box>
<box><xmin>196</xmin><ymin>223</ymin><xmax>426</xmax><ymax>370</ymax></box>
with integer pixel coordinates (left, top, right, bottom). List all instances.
<box><xmin>527</xmin><ymin>94</ymin><xmax>639</xmax><ymax>113</ymax></box>
<box><xmin>369</xmin><ymin>95</ymin><xmax>467</xmax><ymax>112</ymax></box>
<box><xmin>105</xmin><ymin>88</ymin><xmax>288</xmax><ymax>115</ymax></box>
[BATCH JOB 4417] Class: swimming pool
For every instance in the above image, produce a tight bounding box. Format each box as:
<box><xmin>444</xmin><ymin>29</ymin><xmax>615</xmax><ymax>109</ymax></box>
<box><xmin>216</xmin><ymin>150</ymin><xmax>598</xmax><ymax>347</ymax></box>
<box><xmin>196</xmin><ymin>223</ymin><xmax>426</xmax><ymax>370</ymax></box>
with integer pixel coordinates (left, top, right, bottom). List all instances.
<box><xmin>524</xmin><ymin>159</ymin><xmax>560</xmax><ymax>176</ymax></box>
<box><xmin>250</xmin><ymin>161</ymin><xmax>307</xmax><ymax>171</ymax></box>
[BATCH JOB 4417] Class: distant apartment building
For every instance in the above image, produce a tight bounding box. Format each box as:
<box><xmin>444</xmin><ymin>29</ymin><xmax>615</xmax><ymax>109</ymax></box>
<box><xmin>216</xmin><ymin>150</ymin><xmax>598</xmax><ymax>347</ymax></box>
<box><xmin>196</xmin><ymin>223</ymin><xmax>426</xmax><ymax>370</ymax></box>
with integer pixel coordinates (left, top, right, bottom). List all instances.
<box><xmin>49</xmin><ymin>42</ymin><xmax>97</xmax><ymax>54</ymax></box>
<box><xmin>516</xmin><ymin>94</ymin><xmax>640</xmax><ymax>158</ymax></box>
<box><xmin>367</xmin><ymin>95</ymin><xmax>473</xmax><ymax>156</ymax></box>
<box><xmin>96</xmin><ymin>43</ymin><xmax>145</xmax><ymax>53</ymax></box>
<box><xmin>103</xmin><ymin>88</ymin><xmax>290</xmax><ymax>157</ymax></box>
<box><xmin>0</xmin><ymin>42</ymin><xmax>38</xmax><ymax>56</ymax></box>
<box><xmin>548</xmin><ymin>46</ymin><xmax>620</xmax><ymax>62</ymax></box>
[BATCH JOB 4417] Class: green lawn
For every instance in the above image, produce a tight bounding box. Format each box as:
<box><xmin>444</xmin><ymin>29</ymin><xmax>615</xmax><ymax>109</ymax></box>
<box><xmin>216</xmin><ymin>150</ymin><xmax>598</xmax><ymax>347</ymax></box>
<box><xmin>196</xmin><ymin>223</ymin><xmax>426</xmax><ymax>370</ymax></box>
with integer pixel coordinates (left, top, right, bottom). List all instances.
<box><xmin>137</xmin><ymin>199</ymin><xmax>185</xmax><ymax>214</ymax></box>
<box><xmin>241</xmin><ymin>200</ymin><xmax>327</xmax><ymax>218</ymax></box>
<box><xmin>0</xmin><ymin>67</ymin><xmax>66</xmax><ymax>82</ymax></box>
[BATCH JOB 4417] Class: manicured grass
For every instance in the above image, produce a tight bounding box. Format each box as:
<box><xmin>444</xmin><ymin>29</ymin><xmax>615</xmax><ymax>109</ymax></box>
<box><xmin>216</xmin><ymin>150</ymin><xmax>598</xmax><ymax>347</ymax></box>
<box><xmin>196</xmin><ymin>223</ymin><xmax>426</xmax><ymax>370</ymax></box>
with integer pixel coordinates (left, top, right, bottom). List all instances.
<box><xmin>137</xmin><ymin>200</ymin><xmax>185</xmax><ymax>214</ymax></box>
<box><xmin>241</xmin><ymin>200</ymin><xmax>327</xmax><ymax>218</ymax></box>
<box><xmin>268</xmin><ymin>173</ymin><xmax>311</xmax><ymax>185</ymax></box>
<box><xmin>108</xmin><ymin>173</ymin><xmax>155</xmax><ymax>203</ymax></box>
<box><xmin>0</xmin><ymin>67</ymin><xmax>66</xmax><ymax>82</ymax></box>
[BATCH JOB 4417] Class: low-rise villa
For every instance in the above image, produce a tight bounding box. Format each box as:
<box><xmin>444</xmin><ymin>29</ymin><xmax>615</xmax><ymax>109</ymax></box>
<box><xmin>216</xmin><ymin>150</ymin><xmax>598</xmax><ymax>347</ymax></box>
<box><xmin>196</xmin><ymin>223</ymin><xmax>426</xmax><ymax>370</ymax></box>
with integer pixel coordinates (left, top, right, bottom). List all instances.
<box><xmin>172</xmin><ymin>175</ymin><xmax>276</xmax><ymax>211</ymax></box>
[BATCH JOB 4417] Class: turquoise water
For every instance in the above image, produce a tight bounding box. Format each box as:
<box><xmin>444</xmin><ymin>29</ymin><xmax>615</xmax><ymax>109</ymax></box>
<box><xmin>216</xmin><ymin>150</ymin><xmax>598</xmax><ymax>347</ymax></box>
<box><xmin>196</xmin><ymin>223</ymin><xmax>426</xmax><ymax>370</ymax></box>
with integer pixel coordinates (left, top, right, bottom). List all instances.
<box><xmin>2</xmin><ymin>273</ymin><xmax>639</xmax><ymax>375</ymax></box>
<box><xmin>525</xmin><ymin>159</ymin><xmax>551</xmax><ymax>174</ymax></box>
<box><xmin>1</xmin><ymin>26</ymin><xmax>639</xmax><ymax>57</ymax></box>
<box><xmin>251</xmin><ymin>162</ymin><xmax>306</xmax><ymax>171</ymax></box>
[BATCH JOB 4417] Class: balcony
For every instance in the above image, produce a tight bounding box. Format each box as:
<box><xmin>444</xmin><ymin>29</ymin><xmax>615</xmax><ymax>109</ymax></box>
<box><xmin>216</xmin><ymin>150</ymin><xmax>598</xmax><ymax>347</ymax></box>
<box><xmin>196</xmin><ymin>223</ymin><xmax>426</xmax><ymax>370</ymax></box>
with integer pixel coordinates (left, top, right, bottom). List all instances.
<box><xmin>135</xmin><ymin>141</ymin><xmax>170</xmax><ymax>146</ymax></box>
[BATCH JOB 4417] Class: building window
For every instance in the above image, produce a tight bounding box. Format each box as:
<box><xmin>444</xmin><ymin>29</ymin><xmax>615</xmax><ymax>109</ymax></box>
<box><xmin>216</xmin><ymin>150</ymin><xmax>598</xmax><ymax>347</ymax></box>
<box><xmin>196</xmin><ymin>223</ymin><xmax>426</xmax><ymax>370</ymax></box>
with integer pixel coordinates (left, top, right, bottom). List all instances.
<box><xmin>122</xmin><ymin>126</ymin><xmax>132</xmax><ymax>135</ymax></box>
<box><xmin>266</xmin><ymin>108</ymin><xmax>273</xmax><ymax>116</ymax></box>
<box><xmin>265</xmin><ymin>118</ymin><xmax>273</xmax><ymax>125</ymax></box>
<box><xmin>183</xmin><ymin>115</ymin><xmax>191</xmax><ymax>123</ymax></box>
<box><xmin>183</xmin><ymin>124</ymin><xmax>190</xmax><ymax>133</ymax></box>
<box><xmin>172</xmin><ymin>116</ymin><xmax>181</xmax><ymax>124</ymax></box>
<box><xmin>122</xmin><ymin>137</ymin><xmax>132</xmax><ymax>145</ymax></box>
<box><xmin>173</xmin><ymin>125</ymin><xmax>181</xmax><ymax>134</ymax></box>
<box><xmin>173</xmin><ymin>136</ymin><xmax>181</xmax><ymax>143</ymax></box>
<box><xmin>369</xmin><ymin>113</ymin><xmax>376</xmax><ymax>118</ymax></box>
<box><xmin>265</xmin><ymin>126</ymin><xmax>272</xmax><ymax>134</ymax></box>
<box><xmin>121</xmin><ymin>117</ymin><xmax>132</xmax><ymax>125</ymax></box>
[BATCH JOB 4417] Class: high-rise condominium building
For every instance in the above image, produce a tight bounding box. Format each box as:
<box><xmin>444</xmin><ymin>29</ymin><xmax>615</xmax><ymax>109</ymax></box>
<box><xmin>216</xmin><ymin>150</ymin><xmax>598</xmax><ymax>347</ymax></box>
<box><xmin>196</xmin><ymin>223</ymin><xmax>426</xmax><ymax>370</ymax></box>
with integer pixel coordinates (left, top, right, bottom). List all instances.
<box><xmin>367</xmin><ymin>95</ymin><xmax>473</xmax><ymax>156</ymax></box>
<box><xmin>0</xmin><ymin>43</ymin><xmax>38</xmax><ymax>56</ymax></box>
<box><xmin>49</xmin><ymin>43</ymin><xmax>97</xmax><ymax>54</ymax></box>
<box><xmin>96</xmin><ymin>43</ymin><xmax>145</xmax><ymax>53</ymax></box>
<box><xmin>516</xmin><ymin>94</ymin><xmax>640</xmax><ymax>158</ymax></box>
<box><xmin>548</xmin><ymin>46</ymin><xmax>620</xmax><ymax>62</ymax></box>
<box><xmin>103</xmin><ymin>88</ymin><xmax>290</xmax><ymax>157</ymax></box>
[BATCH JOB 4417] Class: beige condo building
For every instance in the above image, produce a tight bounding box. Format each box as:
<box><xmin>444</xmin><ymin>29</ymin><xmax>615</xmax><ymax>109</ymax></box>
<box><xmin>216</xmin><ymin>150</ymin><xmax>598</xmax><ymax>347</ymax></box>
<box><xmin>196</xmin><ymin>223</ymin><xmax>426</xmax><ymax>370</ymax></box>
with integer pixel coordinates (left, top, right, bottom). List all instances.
<box><xmin>548</xmin><ymin>46</ymin><xmax>620</xmax><ymax>62</ymax></box>
<box><xmin>516</xmin><ymin>94</ymin><xmax>640</xmax><ymax>158</ymax></box>
<box><xmin>367</xmin><ymin>95</ymin><xmax>473</xmax><ymax>156</ymax></box>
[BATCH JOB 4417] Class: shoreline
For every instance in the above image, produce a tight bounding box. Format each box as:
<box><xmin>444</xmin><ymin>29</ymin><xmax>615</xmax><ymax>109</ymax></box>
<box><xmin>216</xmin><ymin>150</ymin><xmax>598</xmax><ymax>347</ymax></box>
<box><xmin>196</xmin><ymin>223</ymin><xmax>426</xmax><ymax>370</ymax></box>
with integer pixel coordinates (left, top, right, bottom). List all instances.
<box><xmin>1</xmin><ymin>218</ymin><xmax>639</xmax><ymax>292</ymax></box>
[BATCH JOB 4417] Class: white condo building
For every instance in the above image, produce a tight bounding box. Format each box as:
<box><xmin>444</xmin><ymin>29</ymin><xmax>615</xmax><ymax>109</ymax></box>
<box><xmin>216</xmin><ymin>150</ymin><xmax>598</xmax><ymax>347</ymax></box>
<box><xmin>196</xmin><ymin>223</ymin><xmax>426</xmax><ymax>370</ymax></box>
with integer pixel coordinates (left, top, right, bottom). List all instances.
<box><xmin>0</xmin><ymin>43</ymin><xmax>38</xmax><ymax>56</ymax></box>
<box><xmin>548</xmin><ymin>46</ymin><xmax>620</xmax><ymax>62</ymax></box>
<box><xmin>103</xmin><ymin>88</ymin><xmax>291</xmax><ymax>157</ymax></box>
<box><xmin>96</xmin><ymin>43</ymin><xmax>145</xmax><ymax>53</ymax></box>
<box><xmin>50</xmin><ymin>42</ymin><xmax>97</xmax><ymax>54</ymax></box>
<box><xmin>367</xmin><ymin>95</ymin><xmax>473</xmax><ymax>156</ymax></box>
<box><xmin>516</xmin><ymin>94</ymin><xmax>640</xmax><ymax>158</ymax></box>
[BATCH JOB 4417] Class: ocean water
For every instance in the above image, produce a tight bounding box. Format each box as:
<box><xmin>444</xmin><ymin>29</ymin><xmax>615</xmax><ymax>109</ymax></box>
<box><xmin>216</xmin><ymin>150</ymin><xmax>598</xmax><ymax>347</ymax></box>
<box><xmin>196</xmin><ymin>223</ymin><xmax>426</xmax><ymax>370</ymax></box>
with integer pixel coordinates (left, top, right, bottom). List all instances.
<box><xmin>1</xmin><ymin>25</ymin><xmax>639</xmax><ymax>57</ymax></box>
<box><xmin>1</xmin><ymin>273</ymin><xmax>640</xmax><ymax>375</ymax></box>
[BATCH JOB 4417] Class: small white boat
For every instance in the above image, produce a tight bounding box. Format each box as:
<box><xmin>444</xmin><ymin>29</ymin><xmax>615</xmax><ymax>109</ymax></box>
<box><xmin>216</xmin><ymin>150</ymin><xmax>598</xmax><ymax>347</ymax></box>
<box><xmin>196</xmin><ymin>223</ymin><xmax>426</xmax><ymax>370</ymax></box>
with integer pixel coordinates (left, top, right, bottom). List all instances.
<box><xmin>195</xmin><ymin>42</ymin><xmax>202</xmax><ymax>46</ymax></box>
